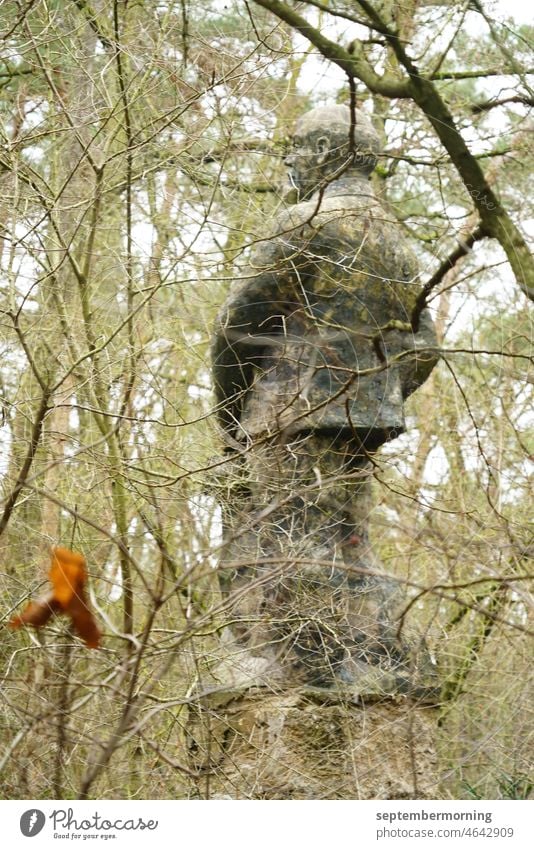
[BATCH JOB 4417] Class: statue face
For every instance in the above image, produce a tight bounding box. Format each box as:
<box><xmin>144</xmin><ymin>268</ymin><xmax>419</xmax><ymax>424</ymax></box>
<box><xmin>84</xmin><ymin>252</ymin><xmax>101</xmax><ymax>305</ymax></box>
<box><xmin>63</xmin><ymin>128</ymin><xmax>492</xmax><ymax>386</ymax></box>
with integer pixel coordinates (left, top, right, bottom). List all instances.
<box><xmin>284</xmin><ymin>132</ymin><xmax>348</xmax><ymax>201</ymax></box>
<box><xmin>284</xmin><ymin>106</ymin><xmax>380</xmax><ymax>200</ymax></box>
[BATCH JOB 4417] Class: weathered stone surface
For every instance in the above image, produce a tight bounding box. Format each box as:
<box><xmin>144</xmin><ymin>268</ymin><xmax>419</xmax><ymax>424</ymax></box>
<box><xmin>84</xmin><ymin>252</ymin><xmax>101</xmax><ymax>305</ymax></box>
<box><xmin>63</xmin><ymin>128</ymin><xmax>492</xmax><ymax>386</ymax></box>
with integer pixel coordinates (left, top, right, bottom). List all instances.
<box><xmin>212</xmin><ymin>105</ymin><xmax>437</xmax><ymax>446</ymax></box>
<box><xmin>187</xmin><ymin>689</ymin><xmax>440</xmax><ymax>799</ymax></box>
<box><xmin>211</xmin><ymin>104</ymin><xmax>439</xmax><ymax>692</ymax></box>
<box><xmin>218</xmin><ymin>433</ymin><xmax>439</xmax><ymax>693</ymax></box>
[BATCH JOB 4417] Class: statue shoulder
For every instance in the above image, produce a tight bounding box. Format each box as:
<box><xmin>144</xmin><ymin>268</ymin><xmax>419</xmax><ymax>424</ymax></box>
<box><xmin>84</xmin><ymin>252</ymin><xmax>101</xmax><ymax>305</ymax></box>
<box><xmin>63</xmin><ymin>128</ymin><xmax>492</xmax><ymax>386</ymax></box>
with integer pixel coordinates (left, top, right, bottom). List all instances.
<box><xmin>264</xmin><ymin>200</ymin><xmax>318</xmax><ymax>237</ymax></box>
<box><xmin>248</xmin><ymin>201</ymin><xmax>318</xmax><ymax>266</ymax></box>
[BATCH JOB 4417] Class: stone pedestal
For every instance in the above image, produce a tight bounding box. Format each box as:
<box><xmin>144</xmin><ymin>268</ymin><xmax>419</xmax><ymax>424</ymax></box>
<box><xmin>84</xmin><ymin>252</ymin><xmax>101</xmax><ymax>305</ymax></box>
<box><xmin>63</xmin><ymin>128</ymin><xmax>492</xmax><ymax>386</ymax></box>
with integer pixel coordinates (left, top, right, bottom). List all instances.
<box><xmin>195</xmin><ymin>431</ymin><xmax>441</xmax><ymax>799</ymax></box>
<box><xmin>187</xmin><ymin>686</ymin><xmax>439</xmax><ymax>799</ymax></box>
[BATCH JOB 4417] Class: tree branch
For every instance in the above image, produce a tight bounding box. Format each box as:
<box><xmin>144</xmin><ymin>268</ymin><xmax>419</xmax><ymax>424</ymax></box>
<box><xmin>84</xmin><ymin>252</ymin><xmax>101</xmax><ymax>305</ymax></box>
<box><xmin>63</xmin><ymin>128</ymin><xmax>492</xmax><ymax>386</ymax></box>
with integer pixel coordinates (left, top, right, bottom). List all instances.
<box><xmin>253</xmin><ymin>0</ymin><xmax>534</xmax><ymax>301</ymax></box>
<box><xmin>0</xmin><ymin>388</ymin><xmax>51</xmax><ymax>539</ymax></box>
<box><xmin>71</xmin><ymin>0</ymin><xmax>114</xmax><ymax>49</ymax></box>
<box><xmin>472</xmin><ymin>95</ymin><xmax>534</xmax><ymax>114</ymax></box>
<box><xmin>411</xmin><ymin>224</ymin><xmax>486</xmax><ymax>331</ymax></box>
<box><xmin>431</xmin><ymin>67</ymin><xmax>534</xmax><ymax>80</ymax></box>
<box><xmin>252</xmin><ymin>0</ymin><xmax>411</xmax><ymax>98</ymax></box>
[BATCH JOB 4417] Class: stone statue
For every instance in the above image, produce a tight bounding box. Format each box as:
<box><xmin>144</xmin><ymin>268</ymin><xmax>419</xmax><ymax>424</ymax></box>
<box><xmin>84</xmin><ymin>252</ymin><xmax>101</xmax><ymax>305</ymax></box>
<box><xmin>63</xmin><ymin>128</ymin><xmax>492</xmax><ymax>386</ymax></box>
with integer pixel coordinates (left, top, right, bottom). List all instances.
<box><xmin>211</xmin><ymin>105</ymin><xmax>438</xmax><ymax>693</ymax></box>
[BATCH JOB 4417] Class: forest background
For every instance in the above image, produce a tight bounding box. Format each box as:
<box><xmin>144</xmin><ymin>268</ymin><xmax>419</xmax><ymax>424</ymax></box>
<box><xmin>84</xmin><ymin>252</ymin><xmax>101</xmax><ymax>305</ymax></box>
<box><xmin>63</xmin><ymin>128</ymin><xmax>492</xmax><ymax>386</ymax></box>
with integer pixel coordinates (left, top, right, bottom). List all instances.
<box><xmin>0</xmin><ymin>0</ymin><xmax>532</xmax><ymax>800</ymax></box>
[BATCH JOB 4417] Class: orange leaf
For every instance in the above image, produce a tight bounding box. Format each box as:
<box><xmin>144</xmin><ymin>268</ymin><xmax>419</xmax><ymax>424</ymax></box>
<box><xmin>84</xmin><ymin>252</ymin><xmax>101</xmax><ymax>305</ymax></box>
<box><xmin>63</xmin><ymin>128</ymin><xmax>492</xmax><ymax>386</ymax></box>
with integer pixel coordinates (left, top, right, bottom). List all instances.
<box><xmin>67</xmin><ymin>592</ymin><xmax>102</xmax><ymax>649</ymax></box>
<box><xmin>9</xmin><ymin>547</ymin><xmax>102</xmax><ymax>648</ymax></box>
<box><xmin>50</xmin><ymin>547</ymin><xmax>87</xmax><ymax>607</ymax></box>
<box><xmin>10</xmin><ymin>595</ymin><xmax>60</xmax><ymax>629</ymax></box>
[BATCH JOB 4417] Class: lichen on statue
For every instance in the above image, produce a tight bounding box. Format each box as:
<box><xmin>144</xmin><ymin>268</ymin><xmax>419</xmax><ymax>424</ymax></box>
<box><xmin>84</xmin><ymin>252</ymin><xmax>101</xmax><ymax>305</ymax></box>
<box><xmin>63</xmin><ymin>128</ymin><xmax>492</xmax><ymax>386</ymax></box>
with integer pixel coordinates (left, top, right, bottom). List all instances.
<box><xmin>211</xmin><ymin>104</ymin><xmax>439</xmax><ymax>694</ymax></box>
<box><xmin>213</xmin><ymin>104</ymin><xmax>438</xmax><ymax>449</ymax></box>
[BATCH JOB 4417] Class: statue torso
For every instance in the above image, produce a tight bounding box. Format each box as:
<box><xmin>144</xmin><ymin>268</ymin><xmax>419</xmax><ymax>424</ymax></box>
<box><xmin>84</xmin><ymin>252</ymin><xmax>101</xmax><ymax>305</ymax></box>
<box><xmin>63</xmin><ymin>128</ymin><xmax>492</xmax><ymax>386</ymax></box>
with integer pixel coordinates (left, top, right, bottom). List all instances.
<box><xmin>238</xmin><ymin>178</ymin><xmax>436</xmax><ymax>443</ymax></box>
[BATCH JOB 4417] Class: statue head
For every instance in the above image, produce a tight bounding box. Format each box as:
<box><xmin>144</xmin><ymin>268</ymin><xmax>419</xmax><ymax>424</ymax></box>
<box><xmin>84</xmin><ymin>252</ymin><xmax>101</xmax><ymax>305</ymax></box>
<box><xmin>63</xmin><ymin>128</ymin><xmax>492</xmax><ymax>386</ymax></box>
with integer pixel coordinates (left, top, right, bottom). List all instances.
<box><xmin>284</xmin><ymin>104</ymin><xmax>380</xmax><ymax>201</ymax></box>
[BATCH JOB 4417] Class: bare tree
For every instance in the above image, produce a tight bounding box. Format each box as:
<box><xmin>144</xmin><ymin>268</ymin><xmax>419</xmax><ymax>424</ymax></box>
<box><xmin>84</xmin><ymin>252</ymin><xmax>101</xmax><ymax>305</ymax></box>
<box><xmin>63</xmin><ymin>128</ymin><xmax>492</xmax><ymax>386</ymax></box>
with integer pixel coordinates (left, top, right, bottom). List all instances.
<box><xmin>0</xmin><ymin>0</ymin><xmax>532</xmax><ymax>800</ymax></box>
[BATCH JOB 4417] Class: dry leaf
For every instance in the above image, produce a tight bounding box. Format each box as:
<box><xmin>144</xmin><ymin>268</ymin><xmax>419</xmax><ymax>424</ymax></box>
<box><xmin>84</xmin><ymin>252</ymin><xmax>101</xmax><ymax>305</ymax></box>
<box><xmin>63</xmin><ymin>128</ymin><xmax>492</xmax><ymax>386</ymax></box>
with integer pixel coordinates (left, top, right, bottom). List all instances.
<box><xmin>9</xmin><ymin>547</ymin><xmax>101</xmax><ymax>648</ymax></box>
